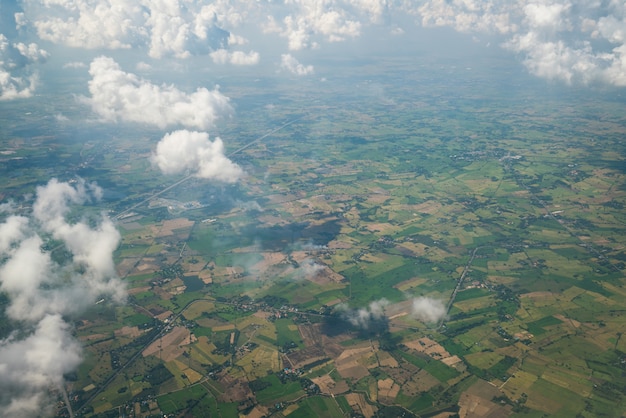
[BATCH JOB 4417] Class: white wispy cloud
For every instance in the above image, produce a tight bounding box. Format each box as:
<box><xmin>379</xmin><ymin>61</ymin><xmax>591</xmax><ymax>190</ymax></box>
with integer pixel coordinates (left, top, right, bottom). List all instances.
<box><xmin>210</xmin><ymin>49</ymin><xmax>260</xmax><ymax>65</ymax></box>
<box><xmin>281</xmin><ymin>53</ymin><xmax>314</xmax><ymax>76</ymax></box>
<box><xmin>336</xmin><ymin>298</ymin><xmax>389</xmax><ymax>329</ymax></box>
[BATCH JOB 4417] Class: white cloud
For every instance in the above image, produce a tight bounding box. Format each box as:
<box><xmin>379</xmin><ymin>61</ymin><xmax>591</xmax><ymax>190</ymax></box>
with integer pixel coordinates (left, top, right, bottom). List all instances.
<box><xmin>277</xmin><ymin>3</ymin><xmax>362</xmax><ymax>51</ymax></box>
<box><xmin>62</xmin><ymin>61</ymin><xmax>86</xmax><ymax>69</ymax></box>
<box><xmin>23</xmin><ymin>0</ymin><xmax>231</xmax><ymax>58</ymax></box>
<box><xmin>0</xmin><ymin>33</ymin><xmax>48</xmax><ymax>100</ymax></box>
<box><xmin>281</xmin><ymin>53</ymin><xmax>314</xmax><ymax>76</ymax></box>
<box><xmin>417</xmin><ymin>0</ymin><xmax>519</xmax><ymax>35</ymax></box>
<box><xmin>417</xmin><ymin>0</ymin><xmax>626</xmax><ymax>86</ymax></box>
<box><xmin>0</xmin><ymin>179</ymin><xmax>125</xmax><ymax>415</ymax></box>
<box><xmin>411</xmin><ymin>297</ymin><xmax>447</xmax><ymax>324</ymax></box>
<box><xmin>86</xmin><ymin>56</ymin><xmax>232</xmax><ymax>129</ymax></box>
<box><xmin>12</xmin><ymin>0</ymin><xmax>626</xmax><ymax>86</ymax></box>
<box><xmin>28</xmin><ymin>0</ymin><xmax>146</xmax><ymax>50</ymax></box>
<box><xmin>151</xmin><ymin>130</ymin><xmax>243</xmax><ymax>183</ymax></box>
<box><xmin>228</xmin><ymin>33</ymin><xmax>248</xmax><ymax>46</ymax></box>
<box><xmin>210</xmin><ymin>48</ymin><xmax>260</xmax><ymax>65</ymax></box>
<box><xmin>0</xmin><ymin>314</ymin><xmax>82</xmax><ymax>418</ymax></box>
<box><xmin>337</xmin><ymin>298</ymin><xmax>389</xmax><ymax>329</ymax></box>
<box><xmin>135</xmin><ymin>61</ymin><xmax>152</xmax><ymax>71</ymax></box>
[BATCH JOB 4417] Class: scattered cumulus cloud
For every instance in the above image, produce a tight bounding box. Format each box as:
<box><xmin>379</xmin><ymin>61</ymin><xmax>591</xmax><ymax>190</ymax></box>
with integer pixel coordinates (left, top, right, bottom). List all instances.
<box><xmin>210</xmin><ymin>49</ymin><xmax>260</xmax><ymax>65</ymax></box>
<box><xmin>417</xmin><ymin>0</ymin><xmax>626</xmax><ymax>86</ymax></box>
<box><xmin>8</xmin><ymin>0</ymin><xmax>626</xmax><ymax>87</ymax></box>
<box><xmin>411</xmin><ymin>296</ymin><xmax>447</xmax><ymax>324</ymax></box>
<box><xmin>0</xmin><ymin>33</ymin><xmax>48</xmax><ymax>100</ymax></box>
<box><xmin>0</xmin><ymin>179</ymin><xmax>125</xmax><ymax>416</ymax></box>
<box><xmin>281</xmin><ymin>54</ymin><xmax>314</xmax><ymax>76</ymax></box>
<box><xmin>336</xmin><ymin>298</ymin><xmax>389</xmax><ymax>329</ymax></box>
<box><xmin>22</xmin><ymin>0</ymin><xmax>230</xmax><ymax>59</ymax></box>
<box><xmin>86</xmin><ymin>56</ymin><xmax>232</xmax><ymax>129</ymax></box>
<box><xmin>151</xmin><ymin>130</ymin><xmax>243</xmax><ymax>183</ymax></box>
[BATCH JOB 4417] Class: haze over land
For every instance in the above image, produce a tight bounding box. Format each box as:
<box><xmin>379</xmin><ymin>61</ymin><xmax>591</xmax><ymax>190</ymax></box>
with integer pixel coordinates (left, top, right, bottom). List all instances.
<box><xmin>1</xmin><ymin>1</ymin><xmax>626</xmax><ymax>417</ymax></box>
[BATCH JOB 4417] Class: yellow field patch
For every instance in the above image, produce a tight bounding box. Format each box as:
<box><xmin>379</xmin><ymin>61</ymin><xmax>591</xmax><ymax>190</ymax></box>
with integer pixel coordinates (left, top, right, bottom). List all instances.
<box><xmin>213</xmin><ymin>324</ymin><xmax>236</xmax><ymax>332</ymax></box>
<box><xmin>464</xmin><ymin>351</ymin><xmax>503</xmax><ymax>369</ymax></box>
<box><xmin>184</xmin><ymin>300</ymin><xmax>215</xmax><ymax>320</ymax></box>
<box><xmin>501</xmin><ymin>370</ymin><xmax>538</xmax><ymax>399</ymax></box>
<box><xmin>171</xmin><ymin>359</ymin><xmax>203</xmax><ymax>384</ymax></box>
<box><xmin>283</xmin><ymin>404</ymin><xmax>300</xmax><ymax>415</ymax></box>
<box><xmin>192</xmin><ymin>336</ymin><xmax>230</xmax><ymax>364</ymax></box>
<box><xmin>394</xmin><ymin>277</ymin><xmax>428</xmax><ymax>292</ymax></box>
<box><xmin>453</xmin><ymin>295</ymin><xmax>495</xmax><ymax>312</ymax></box>
<box><xmin>541</xmin><ymin>367</ymin><xmax>591</xmax><ymax>396</ymax></box>
<box><xmin>412</xmin><ymin>200</ymin><xmax>442</xmax><ymax>214</ymax></box>
<box><xmin>239</xmin><ymin>345</ymin><xmax>280</xmax><ymax>377</ymax></box>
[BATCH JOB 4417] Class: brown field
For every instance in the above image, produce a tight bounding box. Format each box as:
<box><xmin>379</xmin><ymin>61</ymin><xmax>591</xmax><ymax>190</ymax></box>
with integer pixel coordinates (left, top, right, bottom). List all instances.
<box><xmin>286</xmin><ymin>345</ymin><xmax>326</xmax><ymax>369</ymax></box>
<box><xmin>384</xmin><ymin>299</ymin><xmax>413</xmax><ymax>319</ymax></box>
<box><xmin>345</xmin><ymin>392</ymin><xmax>377</xmax><ymax>417</ymax></box>
<box><xmin>442</xmin><ymin>355</ymin><xmax>463</xmax><ymax>367</ymax></box>
<box><xmin>183</xmin><ymin>300</ymin><xmax>215</xmax><ymax>320</ymax></box>
<box><xmin>298</xmin><ymin>324</ymin><xmax>321</xmax><ymax>347</ymax></box>
<box><xmin>142</xmin><ymin>326</ymin><xmax>193</xmax><ymax>361</ymax></box>
<box><xmin>404</xmin><ymin>337</ymin><xmax>451</xmax><ymax>360</ymax></box>
<box><xmin>365</xmin><ymin>223</ymin><xmax>396</xmax><ymax>233</ymax></box>
<box><xmin>394</xmin><ymin>277</ymin><xmax>428</xmax><ymax>292</ymax></box>
<box><xmin>218</xmin><ymin>375</ymin><xmax>252</xmax><ymax>403</ymax></box>
<box><xmin>114</xmin><ymin>326</ymin><xmax>142</xmax><ymax>338</ymax></box>
<box><xmin>311</xmin><ymin>374</ymin><xmax>350</xmax><ymax>396</ymax></box>
<box><xmin>115</xmin><ymin>258</ymin><xmax>141</xmax><ymax>277</ymax></box>
<box><xmin>327</xmin><ymin>239</ymin><xmax>354</xmax><ymax>249</ymax></box>
<box><xmin>366</xmin><ymin>193</ymin><xmax>390</xmax><ymax>205</ymax></box>
<box><xmin>119</xmin><ymin>221</ymin><xmax>143</xmax><ymax>230</ymax></box>
<box><xmin>128</xmin><ymin>286</ymin><xmax>151</xmax><ymax>295</ymax></box>
<box><xmin>413</xmin><ymin>200</ymin><xmax>442</xmax><ymax>214</ymax></box>
<box><xmin>213</xmin><ymin>324</ymin><xmax>236</xmax><ymax>332</ymax></box>
<box><xmin>458</xmin><ymin>379</ymin><xmax>511</xmax><ymax>418</ymax></box>
<box><xmin>378</xmin><ymin>351</ymin><xmax>399</xmax><ymax>368</ymax></box>
<box><xmin>382</xmin><ymin>359</ymin><xmax>419</xmax><ymax>385</ymax></box>
<box><xmin>154</xmin><ymin>218</ymin><xmax>195</xmax><ymax>237</ymax></box>
<box><xmin>413</xmin><ymin>369</ymin><xmax>440</xmax><ymax>392</ymax></box>
<box><xmin>377</xmin><ymin>378</ymin><xmax>400</xmax><ymax>402</ymax></box>
<box><xmin>249</xmin><ymin>251</ymin><xmax>287</xmax><ymax>272</ymax></box>
<box><xmin>78</xmin><ymin>333</ymin><xmax>109</xmax><ymax>342</ymax></box>
<box><xmin>198</xmin><ymin>269</ymin><xmax>213</xmax><ymax>284</ymax></box>
<box><xmin>156</xmin><ymin>310</ymin><xmax>173</xmax><ymax>321</ymax></box>
<box><xmin>553</xmin><ymin>314</ymin><xmax>581</xmax><ymax>328</ymax></box>
<box><xmin>192</xmin><ymin>336</ymin><xmax>229</xmax><ymax>364</ymax></box>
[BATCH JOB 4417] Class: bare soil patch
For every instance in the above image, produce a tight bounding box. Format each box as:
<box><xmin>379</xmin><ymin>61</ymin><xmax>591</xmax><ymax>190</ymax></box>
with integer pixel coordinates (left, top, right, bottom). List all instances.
<box><xmin>345</xmin><ymin>393</ymin><xmax>377</xmax><ymax>417</ymax></box>
<box><xmin>115</xmin><ymin>326</ymin><xmax>142</xmax><ymax>338</ymax></box>
<box><xmin>142</xmin><ymin>326</ymin><xmax>193</xmax><ymax>361</ymax></box>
